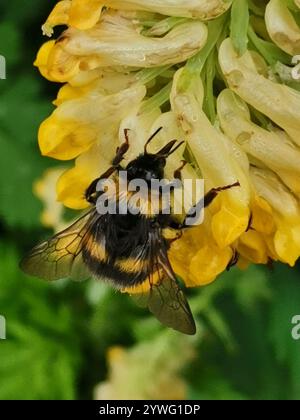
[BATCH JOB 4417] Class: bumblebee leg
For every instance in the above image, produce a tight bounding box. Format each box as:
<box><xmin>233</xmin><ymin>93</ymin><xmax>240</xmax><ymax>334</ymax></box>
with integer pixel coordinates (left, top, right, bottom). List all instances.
<box><xmin>169</xmin><ymin>181</ymin><xmax>240</xmax><ymax>229</ymax></box>
<box><xmin>86</xmin><ymin>130</ymin><xmax>131</xmax><ymax>204</ymax></box>
<box><xmin>246</xmin><ymin>212</ymin><xmax>253</xmax><ymax>232</ymax></box>
<box><xmin>85</xmin><ymin>166</ymin><xmax>117</xmax><ymax>204</ymax></box>
<box><xmin>168</xmin><ymin>217</ymin><xmax>187</xmax><ymax>230</ymax></box>
<box><xmin>173</xmin><ymin>160</ymin><xmax>187</xmax><ymax>181</ymax></box>
<box><xmin>112</xmin><ymin>129</ymin><xmax>130</xmax><ymax>166</ymax></box>
<box><xmin>226</xmin><ymin>249</ymin><xmax>239</xmax><ymax>271</ymax></box>
<box><xmin>144</xmin><ymin>126</ymin><xmax>163</xmax><ymax>154</ymax></box>
<box><xmin>167</xmin><ymin>230</ymin><xmax>183</xmax><ymax>245</ymax></box>
<box><xmin>85</xmin><ymin>177</ymin><xmax>102</xmax><ymax>204</ymax></box>
<box><xmin>203</xmin><ymin>182</ymin><xmax>240</xmax><ymax>208</ymax></box>
<box><xmin>85</xmin><ymin>130</ymin><xmax>131</xmax><ymax>204</ymax></box>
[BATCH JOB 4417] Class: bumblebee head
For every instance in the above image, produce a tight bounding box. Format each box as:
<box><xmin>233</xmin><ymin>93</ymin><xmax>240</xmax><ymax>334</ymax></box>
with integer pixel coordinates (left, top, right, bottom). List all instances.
<box><xmin>126</xmin><ymin>127</ymin><xmax>185</xmax><ymax>182</ymax></box>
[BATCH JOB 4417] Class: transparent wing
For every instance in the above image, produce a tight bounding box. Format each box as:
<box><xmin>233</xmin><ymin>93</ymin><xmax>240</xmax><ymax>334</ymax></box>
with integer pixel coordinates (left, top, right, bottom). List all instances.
<box><xmin>20</xmin><ymin>210</ymin><xmax>97</xmax><ymax>281</ymax></box>
<box><xmin>133</xmin><ymin>232</ymin><xmax>196</xmax><ymax>335</ymax></box>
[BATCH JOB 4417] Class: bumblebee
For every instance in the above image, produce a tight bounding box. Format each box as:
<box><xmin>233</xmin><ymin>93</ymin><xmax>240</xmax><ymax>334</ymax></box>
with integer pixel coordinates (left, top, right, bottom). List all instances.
<box><xmin>21</xmin><ymin>127</ymin><xmax>239</xmax><ymax>335</ymax></box>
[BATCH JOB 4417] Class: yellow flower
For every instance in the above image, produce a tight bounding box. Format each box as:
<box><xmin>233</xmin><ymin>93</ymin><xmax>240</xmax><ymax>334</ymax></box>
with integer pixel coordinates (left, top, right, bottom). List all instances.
<box><xmin>34</xmin><ymin>1</ymin><xmax>300</xmax><ymax>291</ymax></box>
<box><xmin>57</xmin><ymin>139</ymin><xmax>114</xmax><ymax>209</ymax></box>
<box><xmin>42</xmin><ymin>0</ymin><xmax>103</xmax><ymax>36</ymax></box>
<box><xmin>37</xmin><ymin>9</ymin><xmax>207</xmax><ymax>83</ymax></box>
<box><xmin>39</xmin><ymin>80</ymin><xmax>146</xmax><ymax>159</ymax></box>
<box><xmin>169</xmin><ymin>221</ymin><xmax>233</xmax><ymax>286</ymax></box>
<box><xmin>250</xmin><ymin>167</ymin><xmax>300</xmax><ymax>266</ymax></box>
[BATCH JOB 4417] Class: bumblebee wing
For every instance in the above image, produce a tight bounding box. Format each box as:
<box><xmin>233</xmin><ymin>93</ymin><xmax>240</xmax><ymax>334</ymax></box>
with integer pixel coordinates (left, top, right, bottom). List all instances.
<box><xmin>134</xmin><ymin>232</ymin><xmax>196</xmax><ymax>335</ymax></box>
<box><xmin>20</xmin><ymin>210</ymin><xmax>97</xmax><ymax>282</ymax></box>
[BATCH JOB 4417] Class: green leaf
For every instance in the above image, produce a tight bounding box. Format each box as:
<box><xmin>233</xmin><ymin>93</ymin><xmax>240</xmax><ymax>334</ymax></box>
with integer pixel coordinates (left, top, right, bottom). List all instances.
<box><xmin>1</xmin><ymin>0</ymin><xmax>53</xmax><ymax>26</ymax></box>
<box><xmin>248</xmin><ymin>25</ymin><xmax>292</xmax><ymax>65</ymax></box>
<box><xmin>284</xmin><ymin>0</ymin><xmax>300</xmax><ymax>13</ymax></box>
<box><xmin>230</xmin><ymin>0</ymin><xmax>250</xmax><ymax>56</ymax></box>
<box><xmin>247</xmin><ymin>0</ymin><xmax>265</xmax><ymax>17</ymax></box>
<box><xmin>0</xmin><ymin>130</ymin><xmax>45</xmax><ymax>228</ymax></box>
<box><xmin>202</xmin><ymin>49</ymin><xmax>217</xmax><ymax>123</ymax></box>
<box><xmin>0</xmin><ymin>243</ymin><xmax>83</xmax><ymax>400</ymax></box>
<box><xmin>0</xmin><ymin>76</ymin><xmax>53</xmax><ymax>228</ymax></box>
<box><xmin>185</xmin><ymin>12</ymin><xmax>228</xmax><ymax>76</ymax></box>
<box><xmin>0</xmin><ymin>22</ymin><xmax>21</xmax><ymax>66</ymax></box>
<box><xmin>189</xmin><ymin>374</ymin><xmax>248</xmax><ymax>400</ymax></box>
<box><xmin>268</xmin><ymin>265</ymin><xmax>300</xmax><ymax>400</ymax></box>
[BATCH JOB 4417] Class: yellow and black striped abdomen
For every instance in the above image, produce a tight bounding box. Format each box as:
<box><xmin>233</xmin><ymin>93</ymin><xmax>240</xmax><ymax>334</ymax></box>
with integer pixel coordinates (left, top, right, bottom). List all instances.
<box><xmin>82</xmin><ymin>214</ymin><xmax>154</xmax><ymax>288</ymax></box>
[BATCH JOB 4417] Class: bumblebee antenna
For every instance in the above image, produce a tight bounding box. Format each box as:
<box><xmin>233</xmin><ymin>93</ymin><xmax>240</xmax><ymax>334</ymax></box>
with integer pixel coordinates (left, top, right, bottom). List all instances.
<box><xmin>156</xmin><ymin>140</ymin><xmax>185</xmax><ymax>158</ymax></box>
<box><xmin>144</xmin><ymin>127</ymin><xmax>163</xmax><ymax>154</ymax></box>
<box><xmin>167</xmin><ymin>141</ymin><xmax>185</xmax><ymax>157</ymax></box>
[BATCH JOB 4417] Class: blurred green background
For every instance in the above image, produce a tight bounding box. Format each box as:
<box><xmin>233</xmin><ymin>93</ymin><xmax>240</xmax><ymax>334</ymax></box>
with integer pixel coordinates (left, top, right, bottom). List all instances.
<box><xmin>0</xmin><ymin>0</ymin><xmax>300</xmax><ymax>400</ymax></box>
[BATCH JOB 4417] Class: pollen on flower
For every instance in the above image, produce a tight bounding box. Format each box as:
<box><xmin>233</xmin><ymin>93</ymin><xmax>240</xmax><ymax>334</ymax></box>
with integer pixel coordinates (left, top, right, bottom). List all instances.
<box><xmin>34</xmin><ymin>0</ymin><xmax>300</xmax><ymax>288</ymax></box>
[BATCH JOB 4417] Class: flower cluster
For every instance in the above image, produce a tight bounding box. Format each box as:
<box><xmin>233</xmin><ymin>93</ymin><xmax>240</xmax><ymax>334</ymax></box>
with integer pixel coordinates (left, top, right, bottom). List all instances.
<box><xmin>35</xmin><ymin>0</ymin><xmax>300</xmax><ymax>287</ymax></box>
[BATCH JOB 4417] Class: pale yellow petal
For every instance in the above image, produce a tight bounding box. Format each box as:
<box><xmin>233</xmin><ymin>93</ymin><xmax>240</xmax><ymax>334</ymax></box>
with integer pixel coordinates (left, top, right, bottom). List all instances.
<box><xmin>171</xmin><ymin>69</ymin><xmax>251</xmax><ymax>248</ymax></box>
<box><xmin>217</xmin><ymin>89</ymin><xmax>300</xmax><ymax>195</ymax></box>
<box><xmin>266</xmin><ymin>0</ymin><xmax>300</xmax><ymax>55</ymax></box>
<box><xmin>69</xmin><ymin>0</ymin><xmax>103</xmax><ymax>30</ymax></box>
<box><xmin>104</xmin><ymin>0</ymin><xmax>232</xmax><ymax>19</ymax></box>
<box><xmin>39</xmin><ymin>83</ymin><xmax>146</xmax><ymax>159</ymax></box>
<box><xmin>52</xmin><ymin>15</ymin><xmax>207</xmax><ymax>76</ymax></box>
<box><xmin>219</xmin><ymin>38</ymin><xmax>300</xmax><ymax>147</ymax></box>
